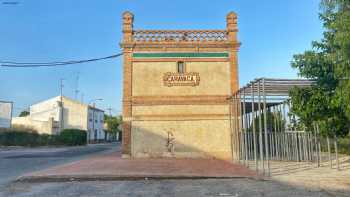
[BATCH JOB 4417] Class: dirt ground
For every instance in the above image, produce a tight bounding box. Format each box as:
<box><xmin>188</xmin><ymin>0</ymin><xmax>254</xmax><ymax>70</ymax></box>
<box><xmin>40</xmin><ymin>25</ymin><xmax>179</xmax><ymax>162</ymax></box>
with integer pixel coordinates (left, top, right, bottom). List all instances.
<box><xmin>245</xmin><ymin>156</ymin><xmax>350</xmax><ymax>197</ymax></box>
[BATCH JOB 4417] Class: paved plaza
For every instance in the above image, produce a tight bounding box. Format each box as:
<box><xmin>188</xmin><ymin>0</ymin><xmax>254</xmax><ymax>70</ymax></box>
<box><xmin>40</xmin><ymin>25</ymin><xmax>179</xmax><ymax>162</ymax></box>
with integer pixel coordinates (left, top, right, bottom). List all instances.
<box><xmin>0</xmin><ymin>143</ymin><xmax>349</xmax><ymax>196</ymax></box>
<box><xmin>17</xmin><ymin>151</ymin><xmax>256</xmax><ymax>182</ymax></box>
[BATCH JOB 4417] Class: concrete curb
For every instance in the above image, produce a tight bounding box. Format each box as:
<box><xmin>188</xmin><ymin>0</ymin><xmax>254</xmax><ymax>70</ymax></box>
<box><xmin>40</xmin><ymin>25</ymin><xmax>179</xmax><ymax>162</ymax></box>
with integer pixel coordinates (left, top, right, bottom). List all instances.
<box><xmin>16</xmin><ymin>174</ymin><xmax>264</xmax><ymax>183</ymax></box>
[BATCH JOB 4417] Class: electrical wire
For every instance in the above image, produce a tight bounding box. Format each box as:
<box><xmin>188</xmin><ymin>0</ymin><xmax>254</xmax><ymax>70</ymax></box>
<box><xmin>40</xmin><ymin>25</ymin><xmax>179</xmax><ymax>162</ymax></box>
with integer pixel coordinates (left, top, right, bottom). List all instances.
<box><xmin>0</xmin><ymin>53</ymin><xmax>123</xmax><ymax>67</ymax></box>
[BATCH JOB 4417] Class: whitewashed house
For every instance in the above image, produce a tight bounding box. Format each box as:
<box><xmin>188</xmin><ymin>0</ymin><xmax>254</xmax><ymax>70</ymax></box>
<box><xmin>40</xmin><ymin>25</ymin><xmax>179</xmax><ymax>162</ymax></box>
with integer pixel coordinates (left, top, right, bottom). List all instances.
<box><xmin>12</xmin><ymin>96</ymin><xmax>106</xmax><ymax>142</ymax></box>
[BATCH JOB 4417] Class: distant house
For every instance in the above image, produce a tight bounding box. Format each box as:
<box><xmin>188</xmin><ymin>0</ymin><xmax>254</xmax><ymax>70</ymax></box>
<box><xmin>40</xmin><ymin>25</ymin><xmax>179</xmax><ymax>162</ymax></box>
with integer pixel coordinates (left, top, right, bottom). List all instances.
<box><xmin>12</xmin><ymin>96</ymin><xmax>106</xmax><ymax>142</ymax></box>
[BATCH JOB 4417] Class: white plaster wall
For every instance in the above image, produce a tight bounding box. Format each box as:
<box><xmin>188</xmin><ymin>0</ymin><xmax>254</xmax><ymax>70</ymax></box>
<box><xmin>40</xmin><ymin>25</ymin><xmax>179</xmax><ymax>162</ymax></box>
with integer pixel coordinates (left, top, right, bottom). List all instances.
<box><xmin>61</xmin><ymin>97</ymin><xmax>88</xmax><ymax>131</ymax></box>
<box><xmin>87</xmin><ymin>109</ymin><xmax>105</xmax><ymax>140</ymax></box>
<box><xmin>12</xmin><ymin>117</ymin><xmax>58</xmax><ymax>134</ymax></box>
<box><xmin>30</xmin><ymin>96</ymin><xmax>60</xmax><ymax>121</ymax></box>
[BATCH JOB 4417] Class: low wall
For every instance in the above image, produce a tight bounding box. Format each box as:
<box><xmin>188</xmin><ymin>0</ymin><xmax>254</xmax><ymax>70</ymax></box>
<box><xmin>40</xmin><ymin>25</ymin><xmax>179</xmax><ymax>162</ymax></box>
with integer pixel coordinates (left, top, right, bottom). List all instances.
<box><xmin>12</xmin><ymin>117</ymin><xmax>59</xmax><ymax>134</ymax></box>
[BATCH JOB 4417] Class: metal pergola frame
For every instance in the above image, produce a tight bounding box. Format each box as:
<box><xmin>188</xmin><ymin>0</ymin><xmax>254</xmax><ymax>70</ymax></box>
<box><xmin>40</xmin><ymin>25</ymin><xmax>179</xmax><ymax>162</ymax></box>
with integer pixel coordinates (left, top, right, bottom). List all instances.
<box><xmin>228</xmin><ymin>78</ymin><xmax>341</xmax><ymax>177</ymax></box>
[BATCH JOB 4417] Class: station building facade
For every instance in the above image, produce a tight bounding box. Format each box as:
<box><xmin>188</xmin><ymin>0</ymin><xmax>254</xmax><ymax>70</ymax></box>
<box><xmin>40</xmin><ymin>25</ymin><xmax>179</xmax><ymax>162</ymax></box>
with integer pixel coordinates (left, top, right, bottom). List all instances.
<box><xmin>120</xmin><ymin>11</ymin><xmax>240</xmax><ymax>161</ymax></box>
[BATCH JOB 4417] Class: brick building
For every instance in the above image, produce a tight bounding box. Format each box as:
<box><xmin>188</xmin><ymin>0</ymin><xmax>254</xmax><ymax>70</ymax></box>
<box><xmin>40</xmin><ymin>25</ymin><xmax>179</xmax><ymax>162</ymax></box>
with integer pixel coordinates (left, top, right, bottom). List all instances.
<box><xmin>120</xmin><ymin>11</ymin><xmax>240</xmax><ymax>161</ymax></box>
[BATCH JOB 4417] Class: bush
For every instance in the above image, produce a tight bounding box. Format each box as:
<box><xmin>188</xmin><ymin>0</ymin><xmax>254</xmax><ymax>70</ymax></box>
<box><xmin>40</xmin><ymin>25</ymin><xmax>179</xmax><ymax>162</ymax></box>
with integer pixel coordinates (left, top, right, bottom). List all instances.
<box><xmin>338</xmin><ymin>136</ymin><xmax>350</xmax><ymax>155</ymax></box>
<box><xmin>58</xmin><ymin>129</ymin><xmax>87</xmax><ymax>146</ymax></box>
<box><xmin>0</xmin><ymin>128</ymin><xmax>87</xmax><ymax>147</ymax></box>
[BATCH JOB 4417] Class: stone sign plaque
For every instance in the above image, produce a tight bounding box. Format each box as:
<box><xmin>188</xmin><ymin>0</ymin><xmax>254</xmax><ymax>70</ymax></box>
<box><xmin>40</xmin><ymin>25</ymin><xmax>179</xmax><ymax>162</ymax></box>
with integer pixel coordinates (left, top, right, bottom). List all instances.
<box><xmin>163</xmin><ymin>72</ymin><xmax>200</xmax><ymax>87</ymax></box>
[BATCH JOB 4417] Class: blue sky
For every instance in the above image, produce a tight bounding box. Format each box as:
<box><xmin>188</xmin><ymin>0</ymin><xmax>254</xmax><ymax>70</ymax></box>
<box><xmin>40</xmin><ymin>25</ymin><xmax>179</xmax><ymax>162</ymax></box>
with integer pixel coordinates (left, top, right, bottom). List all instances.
<box><xmin>0</xmin><ymin>0</ymin><xmax>323</xmax><ymax>116</ymax></box>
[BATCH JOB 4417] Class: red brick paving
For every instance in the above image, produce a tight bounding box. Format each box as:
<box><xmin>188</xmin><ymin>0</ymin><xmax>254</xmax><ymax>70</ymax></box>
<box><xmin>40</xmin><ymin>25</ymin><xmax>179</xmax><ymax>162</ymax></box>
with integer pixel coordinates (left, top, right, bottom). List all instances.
<box><xmin>19</xmin><ymin>151</ymin><xmax>257</xmax><ymax>181</ymax></box>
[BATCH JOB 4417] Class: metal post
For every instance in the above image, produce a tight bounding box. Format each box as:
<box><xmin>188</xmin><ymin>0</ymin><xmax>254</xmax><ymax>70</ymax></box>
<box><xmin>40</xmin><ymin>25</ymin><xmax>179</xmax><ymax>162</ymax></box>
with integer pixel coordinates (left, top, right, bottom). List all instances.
<box><xmin>327</xmin><ymin>136</ymin><xmax>332</xmax><ymax>168</ymax></box>
<box><xmin>229</xmin><ymin>96</ymin><xmax>234</xmax><ymax>162</ymax></box>
<box><xmin>278</xmin><ymin>105</ymin><xmax>282</xmax><ymax>160</ymax></box>
<box><xmin>239</xmin><ymin>94</ymin><xmax>244</xmax><ymax>164</ymax></box>
<box><xmin>233</xmin><ymin>96</ymin><xmax>239</xmax><ymax>161</ymax></box>
<box><xmin>236</xmin><ymin>95</ymin><xmax>241</xmax><ymax>162</ymax></box>
<box><xmin>268</xmin><ymin>107</ymin><xmax>274</xmax><ymax>160</ymax></box>
<box><xmin>334</xmin><ymin>136</ymin><xmax>340</xmax><ymax>170</ymax></box>
<box><xmin>282</xmin><ymin>103</ymin><xmax>288</xmax><ymax>160</ymax></box>
<box><xmin>247</xmin><ymin>112</ymin><xmax>252</xmax><ymax>161</ymax></box>
<box><xmin>278</xmin><ymin>103</ymin><xmax>288</xmax><ymax>159</ymax></box>
<box><xmin>242</xmin><ymin>90</ymin><xmax>249</xmax><ymax>167</ymax></box>
<box><xmin>251</xmin><ymin>82</ymin><xmax>258</xmax><ymax>174</ymax></box>
<box><xmin>316</xmin><ymin>124</ymin><xmax>322</xmax><ymax>165</ymax></box>
<box><xmin>307</xmin><ymin>132</ymin><xmax>313</xmax><ymax>162</ymax></box>
<box><xmin>303</xmin><ymin>132</ymin><xmax>307</xmax><ymax>161</ymax></box>
<box><xmin>298</xmin><ymin>132</ymin><xmax>303</xmax><ymax>161</ymax></box>
<box><xmin>262</xmin><ymin>78</ymin><xmax>270</xmax><ymax>175</ymax></box>
<box><xmin>235</xmin><ymin>96</ymin><xmax>241</xmax><ymax>162</ymax></box>
<box><xmin>298</xmin><ymin>132</ymin><xmax>302</xmax><ymax>162</ymax></box>
<box><xmin>273</xmin><ymin>106</ymin><xmax>278</xmax><ymax>160</ymax></box>
<box><xmin>287</xmin><ymin>102</ymin><xmax>293</xmax><ymax>161</ymax></box>
<box><xmin>257</xmin><ymin>80</ymin><xmax>264</xmax><ymax>174</ymax></box>
<box><xmin>313</xmin><ymin>123</ymin><xmax>319</xmax><ymax>167</ymax></box>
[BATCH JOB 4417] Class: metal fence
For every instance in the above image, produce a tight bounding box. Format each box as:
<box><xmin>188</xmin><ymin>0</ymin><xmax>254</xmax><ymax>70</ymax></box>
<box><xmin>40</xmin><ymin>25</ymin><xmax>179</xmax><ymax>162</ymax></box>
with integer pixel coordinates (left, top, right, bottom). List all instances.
<box><xmin>230</xmin><ymin>78</ymin><xmax>345</xmax><ymax>176</ymax></box>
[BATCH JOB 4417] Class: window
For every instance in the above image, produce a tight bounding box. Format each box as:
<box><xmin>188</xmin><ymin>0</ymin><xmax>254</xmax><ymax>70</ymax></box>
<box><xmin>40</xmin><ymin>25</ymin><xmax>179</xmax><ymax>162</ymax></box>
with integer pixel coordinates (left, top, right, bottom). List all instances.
<box><xmin>177</xmin><ymin>61</ymin><xmax>185</xmax><ymax>73</ymax></box>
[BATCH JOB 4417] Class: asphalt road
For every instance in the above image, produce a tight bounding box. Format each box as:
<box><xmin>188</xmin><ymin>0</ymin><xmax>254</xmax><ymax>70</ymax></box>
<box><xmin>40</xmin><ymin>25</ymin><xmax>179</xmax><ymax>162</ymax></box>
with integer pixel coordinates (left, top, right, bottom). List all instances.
<box><xmin>1</xmin><ymin>179</ymin><xmax>332</xmax><ymax>197</ymax></box>
<box><xmin>0</xmin><ymin>143</ymin><xmax>119</xmax><ymax>190</ymax></box>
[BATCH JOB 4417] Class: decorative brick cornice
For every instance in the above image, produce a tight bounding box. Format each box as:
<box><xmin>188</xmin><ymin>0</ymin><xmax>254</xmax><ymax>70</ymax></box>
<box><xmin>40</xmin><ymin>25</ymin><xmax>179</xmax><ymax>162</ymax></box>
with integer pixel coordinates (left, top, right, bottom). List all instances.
<box><xmin>120</xmin><ymin>12</ymin><xmax>240</xmax><ymax>50</ymax></box>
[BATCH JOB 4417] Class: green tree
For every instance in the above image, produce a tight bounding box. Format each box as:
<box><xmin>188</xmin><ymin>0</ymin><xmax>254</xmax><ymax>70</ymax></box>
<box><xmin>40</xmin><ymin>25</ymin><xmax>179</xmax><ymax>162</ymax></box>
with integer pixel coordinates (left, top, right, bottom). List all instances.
<box><xmin>290</xmin><ymin>0</ymin><xmax>350</xmax><ymax>137</ymax></box>
<box><xmin>19</xmin><ymin>110</ymin><xmax>29</xmax><ymax>117</ymax></box>
<box><xmin>248</xmin><ymin>110</ymin><xmax>286</xmax><ymax>133</ymax></box>
<box><xmin>104</xmin><ymin>115</ymin><xmax>122</xmax><ymax>140</ymax></box>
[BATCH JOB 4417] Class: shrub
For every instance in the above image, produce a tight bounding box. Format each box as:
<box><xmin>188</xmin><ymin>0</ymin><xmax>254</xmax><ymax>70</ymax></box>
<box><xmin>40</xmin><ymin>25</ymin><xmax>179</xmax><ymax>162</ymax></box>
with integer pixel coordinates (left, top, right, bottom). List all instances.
<box><xmin>0</xmin><ymin>131</ymin><xmax>37</xmax><ymax>147</ymax></box>
<box><xmin>338</xmin><ymin>136</ymin><xmax>350</xmax><ymax>155</ymax></box>
<box><xmin>58</xmin><ymin>129</ymin><xmax>87</xmax><ymax>146</ymax></box>
<box><xmin>0</xmin><ymin>128</ymin><xmax>87</xmax><ymax>147</ymax></box>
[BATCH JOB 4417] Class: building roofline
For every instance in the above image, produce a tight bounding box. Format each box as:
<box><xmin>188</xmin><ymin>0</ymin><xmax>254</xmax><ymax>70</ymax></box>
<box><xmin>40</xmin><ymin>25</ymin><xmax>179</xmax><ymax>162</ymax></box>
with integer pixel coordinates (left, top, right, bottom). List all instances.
<box><xmin>88</xmin><ymin>106</ymin><xmax>105</xmax><ymax>112</ymax></box>
<box><xmin>0</xmin><ymin>100</ymin><xmax>13</xmax><ymax>104</ymax></box>
<box><xmin>29</xmin><ymin>95</ymin><xmax>104</xmax><ymax>113</ymax></box>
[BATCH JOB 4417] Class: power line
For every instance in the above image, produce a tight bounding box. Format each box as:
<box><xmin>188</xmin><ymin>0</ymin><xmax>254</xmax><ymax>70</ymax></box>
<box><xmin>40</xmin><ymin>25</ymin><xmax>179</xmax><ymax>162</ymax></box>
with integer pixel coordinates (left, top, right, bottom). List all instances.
<box><xmin>0</xmin><ymin>53</ymin><xmax>123</xmax><ymax>67</ymax></box>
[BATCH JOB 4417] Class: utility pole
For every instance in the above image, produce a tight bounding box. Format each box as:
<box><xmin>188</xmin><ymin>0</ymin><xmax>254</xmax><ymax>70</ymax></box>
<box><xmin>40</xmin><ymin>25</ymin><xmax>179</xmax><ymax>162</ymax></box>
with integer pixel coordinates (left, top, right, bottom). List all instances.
<box><xmin>59</xmin><ymin>78</ymin><xmax>65</xmax><ymax>131</ymax></box>
<box><xmin>106</xmin><ymin>107</ymin><xmax>113</xmax><ymax>117</ymax></box>
<box><xmin>60</xmin><ymin>78</ymin><xmax>64</xmax><ymax>98</ymax></box>
<box><xmin>74</xmin><ymin>72</ymin><xmax>80</xmax><ymax>100</ymax></box>
<box><xmin>81</xmin><ymin>93</ymin><xmax>84</xmax><ymax>103</ymax></box>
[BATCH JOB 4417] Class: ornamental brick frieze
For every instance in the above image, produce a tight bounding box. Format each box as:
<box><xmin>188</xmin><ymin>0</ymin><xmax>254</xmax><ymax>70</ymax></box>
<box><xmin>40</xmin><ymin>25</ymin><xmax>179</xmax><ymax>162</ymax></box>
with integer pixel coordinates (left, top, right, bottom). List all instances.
<box><xmin>133</xmin><ymin>30</ymin><xmax>228</xmax><ymax>43</ymax></box>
